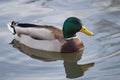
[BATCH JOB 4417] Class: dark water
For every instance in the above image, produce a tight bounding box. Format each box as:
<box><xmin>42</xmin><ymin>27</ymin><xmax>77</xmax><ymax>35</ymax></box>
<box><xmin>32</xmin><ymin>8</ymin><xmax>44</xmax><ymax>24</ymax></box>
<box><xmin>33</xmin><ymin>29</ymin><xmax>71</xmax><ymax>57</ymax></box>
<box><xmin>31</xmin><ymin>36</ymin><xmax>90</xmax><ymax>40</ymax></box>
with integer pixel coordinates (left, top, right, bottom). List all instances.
<box><xmin>0</xmin><ymin>0</ymin><xmax>120</xmax><ymax>80</ymax></box>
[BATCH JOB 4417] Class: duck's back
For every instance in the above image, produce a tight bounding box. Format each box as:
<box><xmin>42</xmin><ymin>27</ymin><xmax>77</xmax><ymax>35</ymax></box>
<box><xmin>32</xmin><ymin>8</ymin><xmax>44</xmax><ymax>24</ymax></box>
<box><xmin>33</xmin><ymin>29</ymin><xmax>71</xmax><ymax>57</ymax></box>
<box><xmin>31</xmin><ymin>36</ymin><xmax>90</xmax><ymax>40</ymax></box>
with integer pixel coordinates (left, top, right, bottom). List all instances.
<box><xmin>8</xmin><ymin>21</ymin><xmax>64</xmax><ymax>41</ymax></box>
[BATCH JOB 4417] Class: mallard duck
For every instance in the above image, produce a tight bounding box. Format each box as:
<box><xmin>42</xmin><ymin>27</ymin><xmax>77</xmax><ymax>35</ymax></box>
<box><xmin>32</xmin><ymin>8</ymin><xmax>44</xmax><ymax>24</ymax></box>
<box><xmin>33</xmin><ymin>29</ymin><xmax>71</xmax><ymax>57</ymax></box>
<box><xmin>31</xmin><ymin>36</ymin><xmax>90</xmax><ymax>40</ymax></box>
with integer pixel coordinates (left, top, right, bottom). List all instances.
<box><xmin>7</xmin><ymin>17</ymin><xmax>94</xmax><ymax>53</ymax></box>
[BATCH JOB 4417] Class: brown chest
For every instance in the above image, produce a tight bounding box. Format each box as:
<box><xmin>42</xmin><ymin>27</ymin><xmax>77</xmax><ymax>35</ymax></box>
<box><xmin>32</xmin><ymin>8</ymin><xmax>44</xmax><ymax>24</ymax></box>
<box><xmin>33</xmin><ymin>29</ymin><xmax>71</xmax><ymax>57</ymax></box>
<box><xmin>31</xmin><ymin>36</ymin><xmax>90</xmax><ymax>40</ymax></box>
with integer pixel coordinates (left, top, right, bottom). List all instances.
<box><xmin>61</xmin><ymin>38</ymin><xmax>84</xmax><ymax>53</ymax></box>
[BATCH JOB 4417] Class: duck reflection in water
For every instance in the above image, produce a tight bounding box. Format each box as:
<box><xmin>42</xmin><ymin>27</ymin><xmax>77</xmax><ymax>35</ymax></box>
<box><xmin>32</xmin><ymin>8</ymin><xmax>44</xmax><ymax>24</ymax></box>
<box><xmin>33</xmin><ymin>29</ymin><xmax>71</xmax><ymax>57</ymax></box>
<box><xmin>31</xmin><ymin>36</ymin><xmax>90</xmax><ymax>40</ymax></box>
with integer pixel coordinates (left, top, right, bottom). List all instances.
<box><xmin>10</xmin><ymin>39</ymin><xmax>94</xmax><ymax>79</ymax></box>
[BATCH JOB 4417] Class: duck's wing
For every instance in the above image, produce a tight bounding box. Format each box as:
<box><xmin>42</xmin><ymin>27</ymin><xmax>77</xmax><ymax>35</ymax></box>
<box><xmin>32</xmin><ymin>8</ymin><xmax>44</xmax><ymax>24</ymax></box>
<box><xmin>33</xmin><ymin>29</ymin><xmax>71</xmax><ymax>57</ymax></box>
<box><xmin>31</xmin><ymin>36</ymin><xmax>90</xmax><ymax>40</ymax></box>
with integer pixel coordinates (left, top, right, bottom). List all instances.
<box><xmin>8</xmin><ymin>21</ymin><xmax>64</xmax><ymax>40</ymax></box>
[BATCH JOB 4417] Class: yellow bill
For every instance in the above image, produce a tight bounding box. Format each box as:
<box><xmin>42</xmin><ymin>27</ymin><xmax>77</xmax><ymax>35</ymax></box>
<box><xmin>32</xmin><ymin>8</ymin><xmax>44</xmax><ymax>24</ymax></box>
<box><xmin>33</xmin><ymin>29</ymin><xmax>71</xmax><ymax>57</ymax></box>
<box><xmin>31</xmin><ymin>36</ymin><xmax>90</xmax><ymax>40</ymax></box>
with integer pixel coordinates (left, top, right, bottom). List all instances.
<box><xmin>80</xmin><ymin>25</ymin><xmax>94</xmax><ymax>36</ymax></box>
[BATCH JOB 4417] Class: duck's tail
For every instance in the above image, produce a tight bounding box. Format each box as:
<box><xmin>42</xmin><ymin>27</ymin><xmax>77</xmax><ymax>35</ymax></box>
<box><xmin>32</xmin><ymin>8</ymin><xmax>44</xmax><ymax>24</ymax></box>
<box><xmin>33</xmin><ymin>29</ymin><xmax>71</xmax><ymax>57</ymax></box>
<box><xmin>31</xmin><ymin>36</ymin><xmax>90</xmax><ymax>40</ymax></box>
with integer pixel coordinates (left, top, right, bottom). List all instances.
<box><xmin>7</xmin><ymin>21</ymin><xmax>18</xmax><ymax>35</ymax></box>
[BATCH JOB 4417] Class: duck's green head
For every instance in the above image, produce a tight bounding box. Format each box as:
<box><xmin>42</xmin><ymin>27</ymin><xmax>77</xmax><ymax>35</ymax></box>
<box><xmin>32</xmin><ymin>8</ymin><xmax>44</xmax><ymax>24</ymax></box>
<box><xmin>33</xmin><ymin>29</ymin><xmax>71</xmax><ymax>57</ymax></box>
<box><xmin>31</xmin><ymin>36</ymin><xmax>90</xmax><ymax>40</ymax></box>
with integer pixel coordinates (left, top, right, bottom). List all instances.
<box><xmin>63</xmin><ymin>17</ymin><xmax>94</xmax><ymax>38</ymax></box>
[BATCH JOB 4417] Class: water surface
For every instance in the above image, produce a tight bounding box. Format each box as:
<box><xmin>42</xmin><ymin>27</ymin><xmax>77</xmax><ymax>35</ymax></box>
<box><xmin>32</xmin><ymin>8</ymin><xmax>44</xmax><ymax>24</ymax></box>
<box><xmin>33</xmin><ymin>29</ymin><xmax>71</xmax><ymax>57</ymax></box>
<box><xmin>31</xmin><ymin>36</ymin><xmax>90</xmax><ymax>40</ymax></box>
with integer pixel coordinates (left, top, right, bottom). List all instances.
<box><xmin>0</xmin><ymin>0</ymin><xmax>120</xmax><ymax>80</ymax></box>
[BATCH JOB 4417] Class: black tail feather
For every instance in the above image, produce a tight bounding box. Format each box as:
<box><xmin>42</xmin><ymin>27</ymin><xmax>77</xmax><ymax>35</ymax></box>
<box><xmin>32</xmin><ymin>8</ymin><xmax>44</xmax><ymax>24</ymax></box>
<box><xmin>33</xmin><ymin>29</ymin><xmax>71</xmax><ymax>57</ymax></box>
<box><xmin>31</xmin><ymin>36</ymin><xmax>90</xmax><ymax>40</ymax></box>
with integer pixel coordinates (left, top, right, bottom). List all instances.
<box><xmin>11</xmin><ymin>21</ymin><xmax>19</xmax><ymax>26</ymax></box>
<box><xmin>11</xmin><ymin>21</ymin><xmax>18</xmax><ymax>35</ymax></box>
